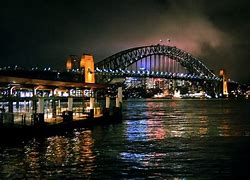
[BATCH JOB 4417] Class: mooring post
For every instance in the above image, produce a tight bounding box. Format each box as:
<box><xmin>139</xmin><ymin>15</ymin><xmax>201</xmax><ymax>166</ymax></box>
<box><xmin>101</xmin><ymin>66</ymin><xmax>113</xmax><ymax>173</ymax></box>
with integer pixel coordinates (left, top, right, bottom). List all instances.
<box><xmin>58</xmin><ymin>99</ymin><xmax>61</xmax><ymax>115</ymax></box>
<box><xmin>114</xmin><ymin>87</ymin><xmax>123</xmax><ymax>119</ymax></box>
<box><xmin>118</xmin><ymin>86</ymin><xmax>123</xmax><ymax>109</ymax></box>
<box><xmin>63</xmin><ymin>96</ymin><xmax>73</xmax><ymax>122</ymax></box>
<box><xmin>104</xmin><ymin>96</ymin><xmax>110</xmax><ymax>117</ymax></box>
<box><xmin>89</xmin><ymin>97</ymin><xmax>95</xmax><ymax>118</ymax></box>
<box><xmin>68</xmin><ymin>96</ymin><xmax>73</xmax><ymax>112</ymax></box>
<box><xmin>37</xmin><ymin>97</ymin><xmax>45</xmax><ymax>125</ymax></box>
<box><xmin>115</xmin><ymin>96</ymin><xmax>120</xmax><ymax>109</ymax></box>
<box><xmin>115</xmin><ymin>95</ymin><xmax>121</xmax><ymax>115</ymax></box>
<box><xmin>118</xmin><ymin>87</ymin><xmax>122</xmax><ymax>103</ymax></box>
<box><xmin>51</xmin><ymin>89</ymin><xmax>56</xmax><ymax>118</ymax></box>
<box><xmin>24</xmin><ymin>100</ymin><xmax>27</xmax><ymax>112</ymax></box>
<box><xmin>8</xmin><ymin>87</ymin><xmax>14</xmax><ymax>125</ymax></box>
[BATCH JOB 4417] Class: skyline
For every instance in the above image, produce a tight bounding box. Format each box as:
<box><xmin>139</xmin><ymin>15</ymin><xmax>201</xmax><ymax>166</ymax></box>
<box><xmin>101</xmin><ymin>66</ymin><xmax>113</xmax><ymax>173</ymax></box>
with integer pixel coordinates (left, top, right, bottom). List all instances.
<box><xmin>1</xmin><ymin>0</ymin><xmax>250</xmax><ymax>83</ymax></box>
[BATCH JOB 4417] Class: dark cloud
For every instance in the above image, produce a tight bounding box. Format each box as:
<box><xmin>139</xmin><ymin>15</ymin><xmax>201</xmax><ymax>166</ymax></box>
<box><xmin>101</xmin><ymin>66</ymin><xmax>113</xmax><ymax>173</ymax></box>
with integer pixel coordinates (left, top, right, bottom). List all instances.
<box><xmin>0</xmin><ymin>0</ymin><xmax>250</xmax><ymax>83</ymax></box>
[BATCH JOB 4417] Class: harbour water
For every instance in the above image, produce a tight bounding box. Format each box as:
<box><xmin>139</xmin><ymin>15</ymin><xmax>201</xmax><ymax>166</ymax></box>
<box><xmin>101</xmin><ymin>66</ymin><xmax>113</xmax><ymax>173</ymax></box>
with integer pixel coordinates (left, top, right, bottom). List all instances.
<box><xmin>0</xmin><ymin>99</ymin><xmax>250</xmax><ymax>179</ymax></box>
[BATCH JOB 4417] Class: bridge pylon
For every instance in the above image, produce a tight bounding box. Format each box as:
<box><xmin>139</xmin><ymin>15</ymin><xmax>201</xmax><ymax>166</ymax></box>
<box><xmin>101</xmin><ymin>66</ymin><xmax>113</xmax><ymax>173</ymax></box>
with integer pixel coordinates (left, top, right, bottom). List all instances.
<box><xmin>80</xmin><ymin>54</ymin><xmax>95</xmax><ymax>84</ymax></box>
<box><xmin>219</xmin><ymin>69</ymin><xmax>228</xmax><ymax>97</ymax></box>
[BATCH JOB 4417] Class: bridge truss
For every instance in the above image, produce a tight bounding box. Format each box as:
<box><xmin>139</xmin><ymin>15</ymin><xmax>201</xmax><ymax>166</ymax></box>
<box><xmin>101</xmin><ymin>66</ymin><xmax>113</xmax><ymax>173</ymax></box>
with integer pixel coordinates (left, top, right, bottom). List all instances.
<box><xmin>95</xmin><ymin>44</ymin><xmax>219</xmax><ymax>81</ymax></box>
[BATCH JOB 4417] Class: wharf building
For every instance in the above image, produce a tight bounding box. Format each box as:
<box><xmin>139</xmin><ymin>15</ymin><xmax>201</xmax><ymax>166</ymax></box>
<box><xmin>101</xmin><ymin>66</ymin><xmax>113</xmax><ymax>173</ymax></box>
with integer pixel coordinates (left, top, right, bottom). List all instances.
<box><xmin>0</xmin><ymin>54</ymin><xmax>114</xmax><ymax>126</ymax></box>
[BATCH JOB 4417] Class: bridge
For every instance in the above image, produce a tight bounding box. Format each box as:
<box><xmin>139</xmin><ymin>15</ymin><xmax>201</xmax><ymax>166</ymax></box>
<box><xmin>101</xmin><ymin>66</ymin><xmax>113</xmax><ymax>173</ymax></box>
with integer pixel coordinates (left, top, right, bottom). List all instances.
<box><xmin>95</xmin><ymin>44</ymin><xmax>220</xmax><ymax>82</ymax></box>
<box><xmin>0</xmin><ymin>44</ymin><xmax>234</xmax><ymax>99</ymax></box>
<box><xmin>0</xmin><ymin>44</ymin><xmax>239</xmax><ymax>127</ymax></box>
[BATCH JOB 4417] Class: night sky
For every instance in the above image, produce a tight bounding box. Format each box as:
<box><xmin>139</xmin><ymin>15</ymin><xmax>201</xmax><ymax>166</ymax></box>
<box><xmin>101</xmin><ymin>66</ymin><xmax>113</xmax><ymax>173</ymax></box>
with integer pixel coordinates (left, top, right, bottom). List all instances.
<box><xmin>1</xmin><ymin>0</ymin><xmax>250</xmax><ymax>83</ymax></box>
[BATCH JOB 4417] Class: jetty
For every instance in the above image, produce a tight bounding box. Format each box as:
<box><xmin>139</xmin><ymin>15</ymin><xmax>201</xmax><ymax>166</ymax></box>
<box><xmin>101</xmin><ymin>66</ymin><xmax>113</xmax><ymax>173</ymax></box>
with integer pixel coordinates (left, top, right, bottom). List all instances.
<box><xmin>0</xmin><ymin>54</ymin><xmax>123</xmax><ymax>140</ymax></box>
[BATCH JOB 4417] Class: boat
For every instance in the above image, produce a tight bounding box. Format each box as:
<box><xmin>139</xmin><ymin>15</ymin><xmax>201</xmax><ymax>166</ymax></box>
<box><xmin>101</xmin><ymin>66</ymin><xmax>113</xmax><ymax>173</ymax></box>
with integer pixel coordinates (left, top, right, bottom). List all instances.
<box><xmin>172</xmin><ymin>90</ymin><xmax>181</xmax><ymax>99</ymax></box>
<box><xmin>153</xmin><ymin>89</ymin><xmax>173</xmax><ymax>99</ymax></box>
<box><xmin>153</xmin><ymin>93</ymin><xmax>173</xmax><ymax>99</ymax></box>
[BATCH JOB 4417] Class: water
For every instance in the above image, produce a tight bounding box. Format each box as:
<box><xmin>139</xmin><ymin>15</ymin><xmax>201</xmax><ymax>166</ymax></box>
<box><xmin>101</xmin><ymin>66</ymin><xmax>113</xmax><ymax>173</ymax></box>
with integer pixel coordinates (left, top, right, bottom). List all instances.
<box><xmin>0</xmin><ymin>99</ymin><xmax>250</xmax><ymax>179</ymax></box>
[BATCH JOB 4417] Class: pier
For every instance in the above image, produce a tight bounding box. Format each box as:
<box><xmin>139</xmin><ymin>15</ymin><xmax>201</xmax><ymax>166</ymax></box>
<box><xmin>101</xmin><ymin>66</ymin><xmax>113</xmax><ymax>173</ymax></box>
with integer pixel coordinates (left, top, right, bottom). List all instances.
<box><xmin>0</xmin><ymin>55</ymin><xmax>123</xmax><ymax>139</ymax></box>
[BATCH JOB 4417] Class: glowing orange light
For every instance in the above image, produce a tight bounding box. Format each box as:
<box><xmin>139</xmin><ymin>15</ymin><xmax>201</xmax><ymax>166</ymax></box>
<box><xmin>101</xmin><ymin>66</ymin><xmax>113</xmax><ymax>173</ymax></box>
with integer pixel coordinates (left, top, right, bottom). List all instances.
<box><xmin>66</xmin><ymin>57</ymin><xmax>74</xmax><ymax>71</ymax></box>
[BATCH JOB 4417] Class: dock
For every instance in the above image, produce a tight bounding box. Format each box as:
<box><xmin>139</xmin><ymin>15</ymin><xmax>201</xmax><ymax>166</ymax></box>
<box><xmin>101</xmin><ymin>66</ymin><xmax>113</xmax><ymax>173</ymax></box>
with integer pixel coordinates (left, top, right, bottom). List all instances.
<box><xmin>0</xmin><ymin>112</ymin><xmax>122</xmax><ymax>141</ymax></box>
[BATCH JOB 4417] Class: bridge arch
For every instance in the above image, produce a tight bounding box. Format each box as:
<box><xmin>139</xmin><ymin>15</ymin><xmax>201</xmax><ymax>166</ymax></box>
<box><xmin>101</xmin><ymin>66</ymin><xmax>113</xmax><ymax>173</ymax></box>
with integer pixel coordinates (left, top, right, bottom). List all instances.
<box><xmin>95</xmin><ymin>44</ymin><xmax>216</xmax><ymax>78</ymax></box>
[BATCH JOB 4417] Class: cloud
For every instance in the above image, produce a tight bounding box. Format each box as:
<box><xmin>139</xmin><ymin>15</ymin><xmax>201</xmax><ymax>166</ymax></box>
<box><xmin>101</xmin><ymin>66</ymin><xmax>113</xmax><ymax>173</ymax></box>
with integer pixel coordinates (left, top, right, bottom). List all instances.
<box><xmin>1</xmin><ymin>0</ymin><xmax>249</xmax><ymax>83</ymax></box>
<box><xmin>145</xmin><ymin>1</ymin><xmax>233</xmax><ymax>56</ymax></box>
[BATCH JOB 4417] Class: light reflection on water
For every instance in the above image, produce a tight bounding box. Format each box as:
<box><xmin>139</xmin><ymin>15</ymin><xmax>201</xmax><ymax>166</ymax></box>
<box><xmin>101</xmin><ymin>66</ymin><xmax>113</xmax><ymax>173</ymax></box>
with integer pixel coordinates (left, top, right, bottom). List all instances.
<box><xmin>0</xmin><ymin>99</ymin><xmax>250</xmax><ymax>179</ymax></box>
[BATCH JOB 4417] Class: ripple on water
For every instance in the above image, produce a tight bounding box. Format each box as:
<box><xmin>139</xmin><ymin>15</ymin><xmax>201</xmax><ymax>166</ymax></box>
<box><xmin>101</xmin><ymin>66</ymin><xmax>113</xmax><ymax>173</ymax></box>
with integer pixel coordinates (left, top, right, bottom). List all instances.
<box><xmin>0</xmin><ymin>100</ymin><xmax>250</xmax><ymax>179</ymax></box>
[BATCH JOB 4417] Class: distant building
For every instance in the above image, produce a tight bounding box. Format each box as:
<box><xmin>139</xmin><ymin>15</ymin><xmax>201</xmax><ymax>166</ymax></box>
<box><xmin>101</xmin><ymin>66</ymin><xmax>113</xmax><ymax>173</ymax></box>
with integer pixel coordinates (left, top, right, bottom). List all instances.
<box><xmin>65</xmin><ymin>54</ymin><xmax>95</xmax><ymax>84</ymax></box>
<box><xmin>66</xmin><ymin>55</ymin><xmax>79</xmax><ymax>71</ymax></box>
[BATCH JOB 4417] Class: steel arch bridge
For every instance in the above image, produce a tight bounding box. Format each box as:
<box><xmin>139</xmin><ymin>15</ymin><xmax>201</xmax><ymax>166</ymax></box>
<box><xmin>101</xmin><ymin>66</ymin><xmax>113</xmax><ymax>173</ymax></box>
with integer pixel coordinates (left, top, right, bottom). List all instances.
<box><xmin>95</xmin><ymin>44</ymin><xmax>220</xmax><ymax>81</ymax></box>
